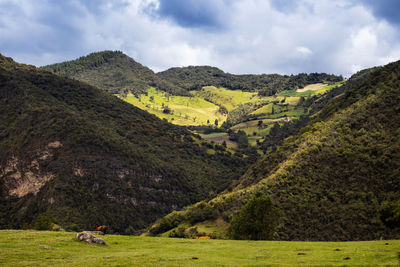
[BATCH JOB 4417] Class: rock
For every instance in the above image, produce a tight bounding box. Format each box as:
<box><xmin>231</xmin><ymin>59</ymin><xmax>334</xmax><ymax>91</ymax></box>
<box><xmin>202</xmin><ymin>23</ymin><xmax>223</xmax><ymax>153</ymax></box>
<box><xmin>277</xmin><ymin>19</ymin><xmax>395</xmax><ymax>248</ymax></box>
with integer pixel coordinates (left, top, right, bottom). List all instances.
<box><xmin>39</xmin><ymin>245</ymin><xmax>54</xmax><ymax>250</ymax></box>
<box><xmin>76</xmin><ymin>231</ymin><xmax>106</xmax><ymax>245</ymax></box>
<box><xmin>93</xmin><ymin>238</ymin><xmax>106</xmax><ymax>245</ymax></box>
<box><xmin>90</xmin><ymin>231</ymin><xmax>105</xmax><ymax>235</ymax></box>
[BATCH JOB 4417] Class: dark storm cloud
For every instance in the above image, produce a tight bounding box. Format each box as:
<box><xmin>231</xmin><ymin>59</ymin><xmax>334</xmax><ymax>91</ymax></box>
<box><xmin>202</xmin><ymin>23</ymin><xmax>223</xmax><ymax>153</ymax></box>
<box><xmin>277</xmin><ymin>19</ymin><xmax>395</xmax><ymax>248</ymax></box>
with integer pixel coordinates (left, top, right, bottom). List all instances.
<box><xmin>155</xmin><ymin>0</ymin><xmax>226</xmax><ymax>29</ymax></box>
<box><xmin>362</xmin><ymin>0</ymin><xmax>400</xmax><ymax>25</ymax></box>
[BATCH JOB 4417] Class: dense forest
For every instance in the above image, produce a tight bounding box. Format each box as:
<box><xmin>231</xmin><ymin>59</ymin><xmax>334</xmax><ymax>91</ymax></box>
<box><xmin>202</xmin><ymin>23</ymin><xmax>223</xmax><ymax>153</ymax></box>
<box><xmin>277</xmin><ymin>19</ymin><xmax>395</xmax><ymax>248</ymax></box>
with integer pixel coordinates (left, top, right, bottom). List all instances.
<box><xmin>157</xmin><ymin>65</ymin><xmax>343</xmax><ymax>95</ymax></box>
<box><xmin>0</xmin><ymin>54</ymin><xmax>249</xmax><ymax>234</ymax></box>
<box><xmin>43</xmin><ymin>51</ymin><xmax>188</xmax><ymax>96</ymax></box>
<box><xmin>150</xmin><ymin>59</ymin><xmax>400</xmax><ymax>241</ymax></box>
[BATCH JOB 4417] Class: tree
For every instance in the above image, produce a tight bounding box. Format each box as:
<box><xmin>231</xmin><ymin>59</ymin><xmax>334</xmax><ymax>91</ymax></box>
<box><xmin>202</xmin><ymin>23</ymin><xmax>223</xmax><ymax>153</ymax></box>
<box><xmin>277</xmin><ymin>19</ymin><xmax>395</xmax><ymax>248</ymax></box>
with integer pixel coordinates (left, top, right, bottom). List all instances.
<box><xmin>229</xmin><ymin>192</ymin><xmax>280</xmax><ymax>240</ymax></box>
<box><xmin>236</xmin><ymin>130</ymin><xmax>248</xmax><ymax>149</ymax></box>
<box><xmin>163</xmin><ymin>105</ymin><xmax>171</xmax><ymax>114</ymax></box>
<box><xmin>214</xmin><ymin>119</ymin><xmax>219</xmax><ymax>127</ymax></box>
<box><xmin>380</xmin><ymin>200</ymin><xmax>400</xmax><ymax>229</ymax></box>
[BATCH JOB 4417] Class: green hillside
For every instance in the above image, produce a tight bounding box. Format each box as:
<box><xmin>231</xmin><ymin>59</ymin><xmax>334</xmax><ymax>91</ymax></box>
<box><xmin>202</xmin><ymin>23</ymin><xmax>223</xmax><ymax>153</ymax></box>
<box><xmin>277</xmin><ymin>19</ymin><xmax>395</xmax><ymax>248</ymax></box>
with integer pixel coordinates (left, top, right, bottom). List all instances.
<box><xmin>121</xmin><ymin>87</ymin><xmax>227</xmax><ymax>126</ymax></box>
<box><xmin>1</xmin><ymin>230</ymin><xmax>399</xmax><ymax>266</ymax></box>
<box><xmin>149</xmin><ymin>60</ymin><xmax>400</xmax><ymax>241</ymax></box>
<box><xmin>43</xmin><ymin>52</ymin><xmax>344</xmax><ymax>151</ymax></box>
<box><xmin>157</xmin><ymin>65</ymin><xmax>343</xmax><ymax>95</ymax></box>
<box><xmin>0</xmin><ymin>54</ymin><xmax>248</xmax><ymax>234</ymax></box>
<box><xmin>42</xmin><ymin>51</ymin><xmax>188</xmax><ymax>96</ymax></box>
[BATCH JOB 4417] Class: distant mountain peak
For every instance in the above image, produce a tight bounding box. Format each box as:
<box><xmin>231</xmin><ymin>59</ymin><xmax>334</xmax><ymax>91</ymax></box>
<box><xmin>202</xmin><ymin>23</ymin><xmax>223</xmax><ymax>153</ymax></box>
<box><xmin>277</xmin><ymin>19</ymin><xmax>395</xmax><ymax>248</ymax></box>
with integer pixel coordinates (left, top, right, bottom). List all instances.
<box><xmin>42</xmin><ymin>51</ymin><xmax>188</xmax><ymax>96</ymax></box>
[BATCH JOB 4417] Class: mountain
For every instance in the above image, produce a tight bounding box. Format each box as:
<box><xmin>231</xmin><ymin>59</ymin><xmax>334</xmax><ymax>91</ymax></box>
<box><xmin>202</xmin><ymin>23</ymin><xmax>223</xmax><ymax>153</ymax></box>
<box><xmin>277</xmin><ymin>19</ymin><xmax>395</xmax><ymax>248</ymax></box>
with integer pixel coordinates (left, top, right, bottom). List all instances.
<box><xmin>149</xmin><ymin>60</ymin><xmax>400</xmax><ymax>241</ymax></box>
<box><xmin>42</xmin><ymin>51</ymin><xmax>188</xmax><ymax>96</ymax></box>
<box><xmin>0</xmin><ymin>54</ymin><xmax>248</xmax><ymax>233</ymax></box>
<box><xmin>157</xmin><ymin>65</ymin><xmax>343</xmax><ymax>95</ymax></box>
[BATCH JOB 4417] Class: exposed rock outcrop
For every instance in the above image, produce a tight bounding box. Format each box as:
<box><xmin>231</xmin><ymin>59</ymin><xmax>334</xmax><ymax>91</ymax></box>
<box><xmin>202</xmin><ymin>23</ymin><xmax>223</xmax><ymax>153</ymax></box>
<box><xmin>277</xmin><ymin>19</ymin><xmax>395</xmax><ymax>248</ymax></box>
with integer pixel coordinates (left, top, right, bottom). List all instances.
<box><xmin>76</xmin><ymin>231</ymin><xmax>106</xmax><ymax>245</ymax></box>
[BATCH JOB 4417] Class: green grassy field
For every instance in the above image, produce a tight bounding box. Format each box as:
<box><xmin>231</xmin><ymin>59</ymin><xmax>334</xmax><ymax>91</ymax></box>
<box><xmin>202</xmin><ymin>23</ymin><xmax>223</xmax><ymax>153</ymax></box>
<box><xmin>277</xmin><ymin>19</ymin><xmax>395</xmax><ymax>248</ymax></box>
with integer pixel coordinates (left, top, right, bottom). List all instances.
<box><xmin>278</xmin><ymin>81</ymin><xmax>345</xmax><ymax>97</ymax></box>
<box><xmin>0</xmin><ymin>230</ymin><xmax>399</xmax><ymax>266</ymax></box>
<box><xmin>121</xmin><ymin>87</ymin><xmax>226</xmax><ymax>126</ymax></box>
<box><xmin>192</xmin><ymin>86</ymin><xmax>261</xmax><ymax>112</ymax></box>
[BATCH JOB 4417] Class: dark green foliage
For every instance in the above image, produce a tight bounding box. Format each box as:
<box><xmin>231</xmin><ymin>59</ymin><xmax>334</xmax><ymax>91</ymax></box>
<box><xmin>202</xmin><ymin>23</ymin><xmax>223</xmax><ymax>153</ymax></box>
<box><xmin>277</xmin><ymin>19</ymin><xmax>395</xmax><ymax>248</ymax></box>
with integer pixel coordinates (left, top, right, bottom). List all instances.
<box><xmin>168</xmin><ymin>227</ymin><xmax>186</xmax><ymax>238</ymax></box>
<box><xmin>162</xmin><ymin>105</ymin><xmax>172</xmax><ymax>114</ymax></box>
<box><xmin>42</xmin><ymin>51</ymin><xmax>188</xmax><ymax>96</ymax></box>
<box><xmin>33</xmin><ymin>215</ymin><xmax>54</xmax><ymax>231</ymax></box>
<box><xmin>380</xmin><ymin>200</ymin><xmax>400</xmax><ymax>229</ymax></box>
<box><xmin>229</xmin><ymin>130</ymin><xmax>248</xmax><ymax>149</ymax></box>
<box><xmin>229</xmin><ymin>192</ymin><xmax>280</xmax><ymax>240</ymax></box>
<box><xmin>186</xmin><ymin>201</ymin><xmax>218</xmax><ymax>225</ymax></box>
<box><xmin>149</xmin><ymin>211</ymin><xmax>185</xmax><ymax>235</ymax></box>
<box><xmin>0</xmin><ymin>54</ymin><xmax>248</xmax><ymax>234</ymax></box>
<box><xmin>158</xmin><ymin>66</ymin><xmax>342</xmax><ymax>95</ymax></box>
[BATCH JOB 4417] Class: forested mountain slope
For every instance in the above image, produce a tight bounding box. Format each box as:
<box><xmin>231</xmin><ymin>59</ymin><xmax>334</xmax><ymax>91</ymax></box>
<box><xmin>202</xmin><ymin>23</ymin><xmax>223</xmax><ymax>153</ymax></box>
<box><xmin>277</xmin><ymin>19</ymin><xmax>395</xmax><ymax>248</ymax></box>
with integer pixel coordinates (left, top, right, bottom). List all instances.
<box><xmin>157</xmin><ymin>66</ymin><xmax>342</xmax><ymax>95</ymax></box>
<box><xmin>42</xmin><ymin>51</ymin><xmax>188</xmax><ymax>96</ymax></box>
<box><xmin>150</xmin><ymin>60</ymin><xmax>400</xmax><ymax>241</ymax></box>
<box><xmin>0</xmin><ymin>54</ymin><xmax>246</xmax><ymax>233</ymax></box>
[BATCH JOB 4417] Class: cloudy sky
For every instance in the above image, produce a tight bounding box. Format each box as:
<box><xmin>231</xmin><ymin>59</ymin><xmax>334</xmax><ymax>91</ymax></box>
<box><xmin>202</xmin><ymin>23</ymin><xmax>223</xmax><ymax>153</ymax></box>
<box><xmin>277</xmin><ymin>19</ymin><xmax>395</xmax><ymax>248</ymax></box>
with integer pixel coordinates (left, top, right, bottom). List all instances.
<box><xmin>1</xmin><ymin>0</ymin><xmax>400</xmax><ymax>76</ymax></box>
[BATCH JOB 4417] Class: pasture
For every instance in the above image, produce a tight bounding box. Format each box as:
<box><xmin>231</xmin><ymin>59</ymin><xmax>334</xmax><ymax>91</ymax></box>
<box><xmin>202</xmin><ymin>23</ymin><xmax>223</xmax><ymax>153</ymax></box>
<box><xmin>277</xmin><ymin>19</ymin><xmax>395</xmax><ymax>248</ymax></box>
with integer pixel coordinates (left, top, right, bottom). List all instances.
<box><xmin>122</xmin><ymin>87</ymin><xmax>226</xmax><ymax>126</ymax></box>
<box><xmin>0</xmin><ymin>230</ymin><xmax>399</xmax><ymax>266</ymax></box>
<box><xmin>192</xmin><ymin>86</ymin><xmax>261</xmax><ymax>112</ymax></box>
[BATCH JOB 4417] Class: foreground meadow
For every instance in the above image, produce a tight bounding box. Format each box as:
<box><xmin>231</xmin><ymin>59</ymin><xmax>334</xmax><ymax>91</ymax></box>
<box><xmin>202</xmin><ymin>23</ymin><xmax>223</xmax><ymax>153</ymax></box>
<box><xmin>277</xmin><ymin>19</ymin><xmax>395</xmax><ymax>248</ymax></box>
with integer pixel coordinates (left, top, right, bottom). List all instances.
<box><xmin>0</xmin><ymin>230</ymin><xmax>399</xmax><ymax>266</ymax></box>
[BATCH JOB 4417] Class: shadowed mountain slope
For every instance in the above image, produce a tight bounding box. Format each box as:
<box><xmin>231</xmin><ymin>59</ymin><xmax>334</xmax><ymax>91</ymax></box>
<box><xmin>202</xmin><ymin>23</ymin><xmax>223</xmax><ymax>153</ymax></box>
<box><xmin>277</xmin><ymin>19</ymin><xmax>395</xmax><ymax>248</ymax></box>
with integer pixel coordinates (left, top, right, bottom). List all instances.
<box><xmin>0</xmin><ymin>54</ymin><xmax>246</xmax><ymax>233</ymax></box>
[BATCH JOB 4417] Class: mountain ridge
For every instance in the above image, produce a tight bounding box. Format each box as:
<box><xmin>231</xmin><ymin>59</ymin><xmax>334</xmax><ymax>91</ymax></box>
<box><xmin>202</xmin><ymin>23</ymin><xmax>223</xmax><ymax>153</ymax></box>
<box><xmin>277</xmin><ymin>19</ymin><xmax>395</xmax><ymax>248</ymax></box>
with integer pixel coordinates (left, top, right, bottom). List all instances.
<box><xmin>42</xmin><ymin>50</ymin><xmax>189</xmax><ymax>96</ymax></box>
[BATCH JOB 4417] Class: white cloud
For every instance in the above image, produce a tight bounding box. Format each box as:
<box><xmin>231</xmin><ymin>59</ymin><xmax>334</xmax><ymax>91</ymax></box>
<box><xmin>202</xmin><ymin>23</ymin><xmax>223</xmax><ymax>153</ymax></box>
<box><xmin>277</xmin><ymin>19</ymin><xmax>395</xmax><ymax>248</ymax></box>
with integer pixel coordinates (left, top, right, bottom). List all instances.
<box><xmin>1</xmin><ymin>0</ymin><xmax>400</xmax><ymax>76</ymax></box>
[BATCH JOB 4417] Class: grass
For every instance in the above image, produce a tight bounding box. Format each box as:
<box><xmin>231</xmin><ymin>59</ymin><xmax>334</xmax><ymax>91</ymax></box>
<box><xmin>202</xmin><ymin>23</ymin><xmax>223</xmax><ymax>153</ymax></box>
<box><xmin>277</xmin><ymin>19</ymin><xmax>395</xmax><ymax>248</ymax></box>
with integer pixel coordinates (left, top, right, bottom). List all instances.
<box><xmin>296</xmin><ymin>83</ymin><xmax>326</xmax><ymax>92</ymax></box>
<box><xmin>260</xmin><ymin>109</ymin><xmax>305</xmax><ymax>119</ymax></box>
<box><xmin>192</xmin><ymin>86</ymin><xmax>261</xmax><ymax>112</ymax></box>
<box><xmin>0</xmin><ymin>230</ymin><xmax>399</xmax><ymax>266</ymax></box>
<box><xmin>122</xmin><ymin>87</ymin><xmax>226</xmax><ymax>126</ymax></box>
<box><xmin>278</xmin><ymin>81</ymin><xmax>345</xmax><ymax>97</ymax></box>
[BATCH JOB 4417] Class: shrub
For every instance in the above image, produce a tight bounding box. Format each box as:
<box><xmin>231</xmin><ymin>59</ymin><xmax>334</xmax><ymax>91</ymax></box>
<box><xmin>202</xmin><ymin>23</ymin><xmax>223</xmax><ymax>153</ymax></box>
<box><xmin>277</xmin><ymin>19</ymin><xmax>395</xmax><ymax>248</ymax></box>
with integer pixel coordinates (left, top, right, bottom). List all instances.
<box><xmin>186</xmin><ymin>201</ymin><xmax>218</xmax><ymax>225</ymax></box>
<box><xmin>168</xmin><ymin>227</ymin><xmax>186</xmax><ymax>238</ymax></box>
<box><xmin>229</xmin><ymin>192</ymin><xmax>280</xmax><ymax>240</ymax></box>
<box><xmin>149</xmin><ymin>211</ymin><xmax>184</xmax><ymax>235</ymax></box>
<box><xmin>65</xmin><ymin>223</ymin><xmax>81</xmax><ymax>232</ymax></box>
<box><xmin>33</xmin><ymin>215</ymin><xmax>54</xmax><ymax>231</ymax></box>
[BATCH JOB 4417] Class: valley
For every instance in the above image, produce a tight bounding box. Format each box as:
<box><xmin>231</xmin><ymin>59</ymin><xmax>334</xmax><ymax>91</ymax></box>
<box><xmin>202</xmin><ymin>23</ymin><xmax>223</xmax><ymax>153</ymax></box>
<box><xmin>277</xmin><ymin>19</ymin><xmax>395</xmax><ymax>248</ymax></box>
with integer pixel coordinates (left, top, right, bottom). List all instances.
<box><xmin>2</xmin><ymin>1</ymin><xmax>400</xmax><ymax>266</ymax></box>
<box><xmin>1</xmin><ymin>51</ymin><xmax>399</xmax><ymax>249</ymax></box>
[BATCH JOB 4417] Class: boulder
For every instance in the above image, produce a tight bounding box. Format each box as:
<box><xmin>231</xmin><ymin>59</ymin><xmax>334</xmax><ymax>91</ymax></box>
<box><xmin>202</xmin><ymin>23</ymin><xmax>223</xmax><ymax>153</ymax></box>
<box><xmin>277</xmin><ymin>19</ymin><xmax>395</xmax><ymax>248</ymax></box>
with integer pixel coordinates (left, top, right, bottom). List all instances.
<box><xmin>76</xmin><ymin>231</ymin><xmax>106</xmax><ymax>245</ymax></box>
<box><xmin>90</xmin><ymin>231</ymin><xmax>105</xmax><ymax>235</ymax></box>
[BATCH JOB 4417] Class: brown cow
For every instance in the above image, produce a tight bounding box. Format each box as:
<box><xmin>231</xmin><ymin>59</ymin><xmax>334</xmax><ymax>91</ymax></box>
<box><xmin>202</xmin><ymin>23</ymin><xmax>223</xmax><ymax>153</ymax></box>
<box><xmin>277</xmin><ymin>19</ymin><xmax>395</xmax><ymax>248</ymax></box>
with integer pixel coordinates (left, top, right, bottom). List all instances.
<box><xmin>94</xmin><ymin>223</ymin><xmax>107</xmax><ymax>234</ymax></box>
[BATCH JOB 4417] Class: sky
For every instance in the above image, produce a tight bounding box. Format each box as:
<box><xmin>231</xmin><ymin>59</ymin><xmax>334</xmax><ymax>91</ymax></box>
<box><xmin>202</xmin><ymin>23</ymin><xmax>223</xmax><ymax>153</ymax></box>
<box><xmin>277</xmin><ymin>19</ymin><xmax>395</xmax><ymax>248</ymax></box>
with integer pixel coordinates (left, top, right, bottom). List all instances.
<box><xmin>1</xmin><ymin>0</ymin><xmax>400</xmax><ymax>76</ymax></box>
